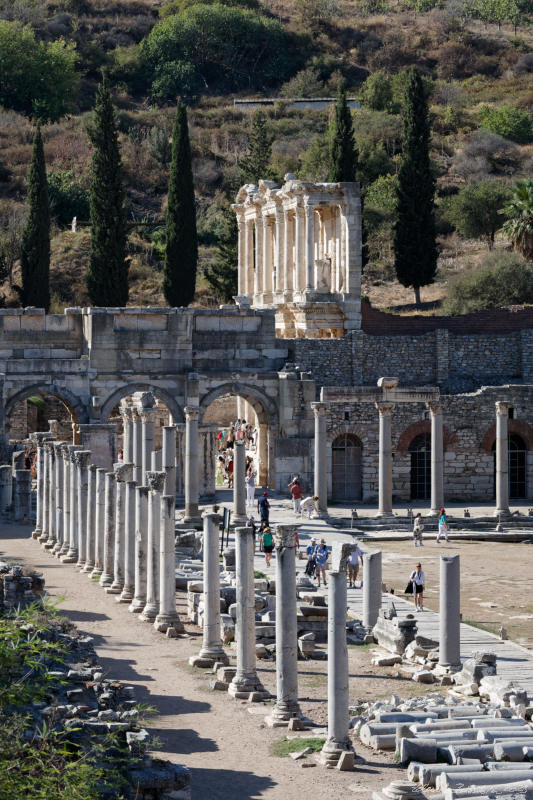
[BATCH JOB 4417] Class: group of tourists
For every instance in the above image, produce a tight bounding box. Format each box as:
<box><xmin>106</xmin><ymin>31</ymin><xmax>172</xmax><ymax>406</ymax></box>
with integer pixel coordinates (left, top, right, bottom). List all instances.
<box><xmin>217</xmin><ymin>419</ymin><xmax>257</xmax><ymax>453</ymax></box>
<box><xmin>412</xmin><ymin>508</ymin><xmax>450</xmax><ymax>546</ymax></box>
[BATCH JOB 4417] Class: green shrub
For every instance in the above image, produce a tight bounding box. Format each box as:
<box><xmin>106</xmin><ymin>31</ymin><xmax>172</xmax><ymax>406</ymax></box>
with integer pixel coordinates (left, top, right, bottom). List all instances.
<box><xmin>479</xmin><ymin>105</ymin><xmax>533</xmax><ymax>144</ymax></box>
<box><xmin>160</xmin><ymin>0</ymin><xmax>259</xmax><ymax>14</ymax></box>
<box><xmin>48</xmin><ymin>171</ymin><xmax>90</xmax><ymax>227</ymax></box>
<box><xmin>442</xmin><ymin>179</ymin><xmax>510</xmax><ymax>247</ymax></box>
<box><xmin>443</xmin><ymin>252</ymin><xmax>533</xmax><ymax>314</ymax></box>
<box><xmin>360</xmin><ymin>71</ymin><xmax>393</xmax><ymax>112</ymax></box>
<box><xmin>0</xmin><ymin>21</ymin><xmax>78</xmax><ymax>122</ymax></box>
<box><xmin>366</xmin><ymin>174</ymin><xmax>398</xmax><ymax>213</ymax></box>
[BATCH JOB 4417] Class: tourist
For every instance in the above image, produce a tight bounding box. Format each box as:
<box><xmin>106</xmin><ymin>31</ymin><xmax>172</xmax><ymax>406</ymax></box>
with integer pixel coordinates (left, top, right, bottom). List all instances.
<box><xmin>227</xmin><ymin>427</ymin><xmax>235</xmax><ymax>449</ymax></box>
<box><xmin>257</xmin><ymin>491</ymin><xmax>270</xmax><ymax>525</ymax></box>
<box><xmin>289</xmin><ymin>479</ymin><xmax>303</xmax><ymax>515</ymax></box>
<box><xmin>413</xmin><ymin>512</ymin><xmax>424</xmax><ymax>547</ymax></box>
<box><xmin>347</xmin><ymin>542</ymin><xmax>364</xmax><ymax>588</ymax></box>
<box><xmin>301</xmin><ymin>495</ymin><xmax>318</xmax><ymax>518</ymax></box>
<box><xmin>304</xmin><ymin>537</ymin><xmax>317</xmax><ymax>577</ymax></box>
<box><xmin>226</xmin><ymin>456</ymin><xmax>233</xmax><ymax>488</ymax></box>
<box><xmin>314</xmin><ymin>539</ymin><xmax>329</xmax><ymax>588</ymax></box>
<box><xmin>262</xmin><ymin>525</ymin><xmax>274</xmax><ymax>567</ymax></box>
<box><xmin>437</xmin><ymin>507</ymin><xmax>449</xmax><ymax>543</ymax></box>
<box><xmin>409</xmin><ymin>562</ymin><xmax>426</xmax><ymax>611</ymax></box>
<box><xmin>245</xmin><ymin>464</ymin><xmax>256</xmax><ymax>507</ymax></box>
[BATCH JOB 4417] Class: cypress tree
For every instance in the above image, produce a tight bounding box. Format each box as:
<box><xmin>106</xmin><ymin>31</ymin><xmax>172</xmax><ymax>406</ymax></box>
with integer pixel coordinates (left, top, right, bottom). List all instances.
<box><xmin>19</xmin><ymin>124</ymin><xmax>50</xmax><ymax>311</ymax></box>
<box><xmin>163</xmin><ymin>102</ymin><xmax>197</xmax><ymax>307</ymax></box>
<box><xmin>238</xmin><ymin>110</ymin><xmax>275</xmax><ymax>185</ymax></box>
<box><xmin>393</xmin><ymin>67</ymin><xmax>437</xmax><ymax>306</ymax></box>
<box><xmin>204</xmin><ymin>202</ymin><xmax>238</xmax><ymax>303</ymax></box>
<box><xmin>86</xmin><ymin>77</ymin><xmax>128</xmax><ymax>307</ymax></box>
<box><xmin>329</xmin><ymin>81</ymin><xmax>357</xmax><ymax>182</ymax></box>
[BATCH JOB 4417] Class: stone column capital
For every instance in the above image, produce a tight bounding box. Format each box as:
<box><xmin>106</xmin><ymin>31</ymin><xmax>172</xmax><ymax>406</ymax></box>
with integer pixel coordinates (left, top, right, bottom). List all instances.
<box><xmin>202</xmin><ymin>510</ymin><xmax>220</xmax><ymax>524</ymax></box>
<box><xmin>61</xmin><ymin>443</ymin><xmax>71</xmax><ymax>458</ymax></box>
<box><xmin>69</xmin><ymin>446</ymin><xmax>80</xmax><ymax>464</ymax></box>
<box><xmin>274</xmin><ymin>524</ymin><xmax>298</xmax><ymax>549</ymax></box>
<box><xmin>426</xmin><ymin>401</ymin><xmax>444</xmax><ymax>415</ymax></box>
<box><xmin>74</xmin><ymin>450</ymin><xmax>91</xmax><ymax>469</ymax></box>
<box><xmin>120</xmin><ymin>406</ymin><xmax>134</xmax><ymax>420</ymax></box>
<box><xmin>375</xmin><ymin>401</ymin><xmax>395</xmax><ymax>417</ymax></box>
<box><xmin>114</xmin><ymin>462</ymin><xmax>134</xmax><ymax>482</ymax></box>
<box><xmin>89</xmin><ymin>464</ymin><xmax>98</xmax><ymax>475</ymax></box>
<box><xmin>146</xmin><ymin>471</ymin><xmax>165</xmax><ymax>492</ymax></box>
<box><xmin>136</xmin><ymin>484</ymin><xmax>149</xmax><ymax>498</ymax></box>
<box><xmin>184</xmin><ymin>405</ymin><xmax>200</xmax><ymax>422</ymax></box>
<box><xmin>139</xmin><ymin>408</ymin><xmax>156</xmax><ymax>424</ymax></box>
<box><xmin>311</xmin><ymin>402</ymin><xmax>328</xmax><ymax>418</ymax></box>
<box><xmin>53</xmin><ymin>441</ymin><xmax>66</xmax><ymax>457</ymax></box>
<box><xmin>43</xmin><ymin>440</ymin><xmax>54</xmax><ymax>454</ymax></box>
<box><xmin>496</xmin><ymin>401</ymin><xmax>510</xmax><ymax>416</ymax></box>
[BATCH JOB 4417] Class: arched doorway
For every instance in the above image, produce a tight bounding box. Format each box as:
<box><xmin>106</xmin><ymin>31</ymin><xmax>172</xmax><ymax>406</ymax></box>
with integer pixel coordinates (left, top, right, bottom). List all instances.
<box><xmin>5</xmin><ymin>384</ymin><xmax>87</xmax><ymax>444</ymax></box>
<box><xmin>331</xmin><ymin>434</ymin><xmax>362</xmax><ymax>502</ymax></box>
<box><xmin>492</xmin><ymin>434</ymin><xmax>527</xmax><ymax>498</ymax></box>
<box><xmin>409</xmin><ymin>432</ymin><xmax>431</xmax><ymax>500</ymax></box>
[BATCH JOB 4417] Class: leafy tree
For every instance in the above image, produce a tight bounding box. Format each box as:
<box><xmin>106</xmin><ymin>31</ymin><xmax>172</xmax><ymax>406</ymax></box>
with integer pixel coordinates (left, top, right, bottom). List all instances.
<box><xmin>361</xmin><ymin>71</ymin><xmax>393</xmax><ymax>112</ymax></box>
<box><xmin>473</xmin><ymin>0</ymin><xmax>520</xmax><ymax>27</ymax></box>
<box><xmin>48</xmin><ymin>170</ymin><xmax>90</xmax><ymax>227</ymax></box>
<box><xmin>163</xmin><ymin>103</ymin><xmax>198</xmax><ymax>306</ymax></box>
<box><xmin>444</xmin><ymin>180</ymin><xmax>510</xmax><ymax>248</ymax></box>
<box><xmin>238</xmin><ymin>111</ymin><xmax>275</xmax><ymax>185</ymax></box>
<box><xmin>329</xmin><ymin>81</ymin><xmax>357</xmax><ymax>182</ymax></box>
<box><xmin>19</xmin><ymin>125</ymin><xmax>50</xmax><ymax>311</ymax></box>
<box><xmin>204</xmin><ymin>202</ymin><xmax>238</xmax><ymax>302</ymax></box>
<box><xmin>160</xmin><ymin>0</ymin><xmax>259</xmax><ymax>14</ymax></box>
<box><xmin>479</xmin><ymin>105</ymin><xmax>533</xmax><ymax>144</ymax></box>
<box><xmin>366</xmin><ymin>174</ymin><xmax>398</xmax><ymax>213</ymax></box>
<box><xmin>86</xmin><ymin>78</ymin><xmax>128</xmax><ymax>307</ymax></box>
<box><xmin>444</xmin><ymin>252</ymin><xmax>533</xmax><ymax>314</ymax></box>
<box><xmin>502</xmin><ymin>178</ymin><xmax>533</xmax><ymax>260</ymax></box>
<box><xmin>300</xmin><ymin>133</ymin><xmax>329</xmax><ymax>181</ymax></box>
<box><xmin>0</xmin><ymin>21</ymin><xmax>78</xmax><ymax>122</ymax></box>
<box><xmin>141</xmin><ymin>5</ymin><xmax>299</xmax><ymax>99</ymax></box>
<box><xmin>394</xmin><ymin>67</ymin><xmax>438</xmax><ymax>306</ymax></box>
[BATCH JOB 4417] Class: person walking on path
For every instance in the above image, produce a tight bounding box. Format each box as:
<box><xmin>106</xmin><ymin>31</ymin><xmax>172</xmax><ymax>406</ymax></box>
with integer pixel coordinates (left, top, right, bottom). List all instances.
<box><xmin>289</xmin><ymin>479</ymin><xmax>303</xmax><ymax>515</ymax></box>
<box><xmin>314</xmin><ymin>538</ymin><xmax>329</xmax><ymax>588</ymax></box>
<box><xmin>262</xmin><ymin>526</ymin><xmax>274</xmax><ymax>567</ymax></box>
<box><xmin>413</xmin><ymin>512</ymin><xmax>424</xmax><ymax>547</ymax></box>
<box><xmin>347</xmin><ymin>542</ymin><xmax>364</xmax><ymax>588</ymax></box>
<box><xmin>409</xmin><ymin>562</ymin><xmax>426</xmax><ymax>611</ymax></box>
<box><xmin>437</xmin><ymin>508</ymin><xmax>449</xmax><ymax>543</ymax></box>
<box><xmin>257</xmin><ymin>492</ymin><xmax>270</xmax><ymax>525</ymax></box>
<box><xmin>245</xmin><ymin>465</ymin><xmax>256</xmax><ymax>508</ymax></box>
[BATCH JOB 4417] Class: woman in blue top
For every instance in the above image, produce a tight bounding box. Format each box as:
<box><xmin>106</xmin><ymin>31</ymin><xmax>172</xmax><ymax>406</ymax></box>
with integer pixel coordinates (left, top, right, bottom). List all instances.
<box><xmin>437</xmin><ymin>508</ymin><xmax>449</xmax><ymax>543</ymax></box>
<box><xmin>314</xmin><ymin>539</ymin><xmax>329</xmax><ymax>588</ymax></box>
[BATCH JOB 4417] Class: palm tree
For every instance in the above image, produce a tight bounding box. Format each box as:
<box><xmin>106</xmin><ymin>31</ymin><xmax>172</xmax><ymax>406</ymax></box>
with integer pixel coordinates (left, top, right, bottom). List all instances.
<box><xmin>502</xmin><ymin>178</ymin><xmax>533</xmax><ymax>260</ymax></box>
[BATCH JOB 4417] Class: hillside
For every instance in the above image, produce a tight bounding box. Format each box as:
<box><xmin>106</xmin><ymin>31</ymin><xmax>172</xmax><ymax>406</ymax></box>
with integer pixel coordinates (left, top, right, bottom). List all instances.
<box><xmin>1</xmin><ymin>0</ymin><xmax>533</xmax><ymax>312</ymax></box>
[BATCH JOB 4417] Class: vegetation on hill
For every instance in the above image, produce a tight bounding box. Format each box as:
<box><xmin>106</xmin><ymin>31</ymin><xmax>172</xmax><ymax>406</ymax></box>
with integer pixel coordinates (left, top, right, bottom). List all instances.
<box><xmin>0</xmin><ymin>0</ymin><xmax>533</xmax><ymax>313</ymax></box>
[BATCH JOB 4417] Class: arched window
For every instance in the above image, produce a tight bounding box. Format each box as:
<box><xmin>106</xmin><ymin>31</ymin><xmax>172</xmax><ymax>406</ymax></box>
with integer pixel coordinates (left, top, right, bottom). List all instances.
<box><xmin>492</xmin><ymin>433</ymin><xmax>527</xmax><ymax>498</ymax></box>
<box><xmin>409</xmin><ymin>432</ymin><xmax>431</xmax><ymax>500</ymax></box>
<box><xmin>332</xmin><ymin>434</ymin><xmax>362</xmax><ymax>501</ymax></box>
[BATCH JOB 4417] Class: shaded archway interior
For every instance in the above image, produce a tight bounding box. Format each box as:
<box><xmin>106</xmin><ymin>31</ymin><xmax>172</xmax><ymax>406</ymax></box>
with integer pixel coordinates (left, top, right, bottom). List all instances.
<box><xmin>6</xmin><ymin>389</ymin><xmax>78</xmax><ymax>444</ymax></box>
<box><xmin>409</xmin><ymin>432</ymin><xmax>431</xmax><ymax>501</ymax></box>
<box><xmin>331</xmin><ymin>433</ymin><xmax>362</xmax><ymax>502</ymax></box>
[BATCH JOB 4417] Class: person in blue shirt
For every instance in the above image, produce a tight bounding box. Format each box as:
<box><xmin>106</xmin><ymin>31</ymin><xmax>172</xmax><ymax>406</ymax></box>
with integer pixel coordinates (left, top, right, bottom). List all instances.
<box><xmin>314</xmin><ymin>539</ymin><xmax>329</xmax><ymax>588</ymax></box>
<box><xmin>257</xmin><ymin>492</ymin><xmax>270</xmax><ymax>525</ymax></box>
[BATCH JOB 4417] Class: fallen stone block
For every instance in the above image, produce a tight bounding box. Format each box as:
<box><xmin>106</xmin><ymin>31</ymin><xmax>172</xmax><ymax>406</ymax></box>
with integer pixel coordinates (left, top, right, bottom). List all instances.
<box><xmin>399</xmin><ymin>738</ymin><xmax>437</xmax><ymax>765</ymax></box>
<box><xmin>447</xmin><ymin>744</ymin><xmax>495</xmax><ymax>764</ymax></box>
<box><xmin>413</xmin><ymin>671</ymin><xmax>436</xmax><ymax>684</ymax></box>
<box><xmin>493</xmin><ymin>741</ymin><xmax>533</xmax><ymax>761</ymax></box>
<box><xmin>372</xmin><ymin>654</ymin><xmax>403</xmax><ymax>667</ymax></box>
<box><xmin>421</xmin><ymin>764</ymin><xmax>484</xmax><ymax>789</ymax></box>
<box><xmin>290</xmin><ymin>747</ymin><xmax>313</xmax><ymax>760</ymax></box>
<box><xmin>337</xmin><ymin>751</ymin><xmax>355</xmax><ymax>771</ymax></box>
<box><xmin>442</xmin><ymin>779</ymin><xmax>533</xmax><ymax>799</ymax></box>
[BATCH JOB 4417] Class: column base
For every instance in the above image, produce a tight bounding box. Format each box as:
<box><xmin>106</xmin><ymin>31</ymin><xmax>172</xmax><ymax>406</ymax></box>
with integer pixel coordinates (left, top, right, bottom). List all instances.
<box><xmin>265</xmin><ymin>704</ymin><xmax>301</xmax><ymax>727</ymax></box>
<box><xmin>128</xmin><ymin>597</ymin><xmax>146</xmax><ymax>613</ymax></box>
<box><xmin>32</xmin><ymin>526</ymin><xmax>42</xmax><ymax>539</ymax></box>
<box><xmin>139</xmin><ymin>604</ymin><xmax>158</xmax><ymax>622</ymax></box>
<box><xmin>154</xmin><ymin>614</ymin><xmax>184</xmax><ymax>633</ymax></box>
<box><xmin>52</xmin><ymin>541</ymin><xmax>63</xmax><ymax>555</ymax></box>
<box><xmin>82</xmin><ymin>561</ymin><xmax>95</xmax><ymax>574</ymax></box>
<box><xmin>58</xmin><ymin>545</ymin><xmax>70</xmax><ymax>558</ymax></box>
<box><xmin>44</xmin><ymin>539</ymin><xmax>57</xmax><ymax>551</ymax></box>
<box><xmin>38</xmin><ymin>532</ymin><xmax>49</xmax><ymax>543</ymax></box>
<box><xmin>377</xmin><ymin>511</ymin><xmax>395</xmax><ymax>519</ymax></box>
<box><xmin>106</xmin><ymin>582</ymin><xmax>123</xmax><ymax>595</ymax></box>
<box><xmin>228</xmin><ymin>674</ymin><xmax>264</xmax><ymax>698</ymax></box>
<box><xmin>435</xmin><ymin>662</ymin><xmax>462</xmax><ymax>675</ymax></box>
<box><xmin>62</xmin><ymin>551</ymin><xmax>78</xmax><ymax>564</ymax></box>
<box><xmin>495</xmin><ymin>508</ymin><xmax>511</xmax><ymax>519</ymax></box>
<box><xmin>317</xmin><ymin>737</ymin><xmax>354</xmax><ymax>768</ymax></box>
<box><xmin>90</xmin><ymin>567</ymin><xmax>103</xmax><ymax>579</ymax></box>
<box><xmin>196</xmin><ymin>647</ymin><xmax>229</xmax><ymax>667</ymax></box>
<box><xmin>76</xmin><ymin>560</ymin><xmax>86</xmax><ymax>570</ymax></box>
<box><xmin>99</xmin><ymin>572</ymin><xmax>114</xmax><ymax>587</ymax></box>
<box><xmin>119</xmin><ymin>585</ymin><xmax>134</xmax><ymax>603</ymax></box>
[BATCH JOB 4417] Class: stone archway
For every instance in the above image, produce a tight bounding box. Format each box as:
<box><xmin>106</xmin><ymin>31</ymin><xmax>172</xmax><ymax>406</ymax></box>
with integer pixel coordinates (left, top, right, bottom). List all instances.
<box><xmin>5</xmin><ymin>383</ymin><xmax>89</xmax><ymax>442</ymax></box>
<box><xmin>99</xmin><ymin>383</ymin><xmax>184</xmax><ymax>424</ymax></box>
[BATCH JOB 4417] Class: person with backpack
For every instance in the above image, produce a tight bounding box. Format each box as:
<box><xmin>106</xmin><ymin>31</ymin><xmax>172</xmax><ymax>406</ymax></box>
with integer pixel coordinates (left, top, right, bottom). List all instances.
<box><xmin>304</xmin><ymin>537</ymin><xmax>317</xmax><ymax>577</ymax></box>
<box><xmin>314</xmin><ymin>539</ymin><xmax>329</xmax><ymax>588</ymax></box>
<box><xmin>408</xmin><ymin>562</ymin><xmax>426</xmax><ymax>612</ymax></box>
<box><xmin>262</xmin><ymin>526</ymin><xmax>274</xmax><ymax>567</ymax></box>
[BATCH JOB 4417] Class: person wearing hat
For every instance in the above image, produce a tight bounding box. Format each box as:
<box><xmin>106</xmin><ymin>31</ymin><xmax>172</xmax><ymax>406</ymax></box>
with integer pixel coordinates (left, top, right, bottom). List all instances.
<box><xmin>314</xmin><ymin>538</ymin><xmax>329</xmax><ymax>588</ymax></box>
<box><xmin>347</xmin><ymin>541</ymin><xmax>364</xmax><ymax>588</ymax></box>
<box><xmin>257</xmin><ymin>491</ymin><xmax>270</xmax><ymax>525</ymax></box>
<box><xmin>409</xmin><ymin>562</ymin><xmax>426</xmax><ymax>611</ymax></box>
<box><xmin>437</xmin><ymin>508</ymin><xmax>449</xmax><ymax>543</ymax></box>
<box><xmin>305</xmin><ymin>537</ymin><xmax>317</xmax><ymax>577</ymax></box>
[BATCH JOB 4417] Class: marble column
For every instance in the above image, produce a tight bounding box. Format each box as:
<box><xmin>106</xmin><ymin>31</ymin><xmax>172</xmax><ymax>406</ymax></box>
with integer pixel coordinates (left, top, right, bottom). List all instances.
<box><xmin>121</xmin><ymin>407</ymin><xmax>134</xmax><ymax>462</ymax></box>
<box><xmin>311</xmin><ymin>402</ymin><xmax>328</xmax><ymax>514</ymax></box>
<box><xmin>294</xmin><ymin>206</ymin><xmax>304</xmax><ymax>294</ymax></box>
<box><xmin>362</xmin><ymin>550</ymin><xmax>382</xmax><ymax>631</ymax></box>
<box><xmin>129</xmin><ymin>484</ymin><xmax>149</xmax><ymax>613</ymax></box>
<box><xmin>91</xmin><ymin>467</ymin><xmax>106</xmax><ymax>578</ymax></box>
<box><xmin>193</xmin><ymin>512</ymin><xmax>228</xmax><ymax>665</ymax></box>
<box><xmin>0</xmin><ymin>465</ymin><xmax>11</xmax><ymax>514</ymax></box>
<box><xmin>45</xmin><ymin>441</ymin><xmax>57</xmax><ymax>549</ymax></box>
<box><xmin>274</xmin><ymin>208</ymin><xmax>283</xmax><ymax>294</ymax></box>
<box><xmin>184</xmin><ymin>406</ymin><xmax>201</xmax><ymax>524</ymax></box>
<box><xmin>304</xmin><ymin>203</ymin><xmax>314</xmax><ymax>291</ymax></box>
<box><xmin>155</xmin><ymin>494</ymin><xmax>182</xmax><ymax>632</ymax></box>
<box><xmin>99</xmin><ymin>471</ymin><xmax>116</xmax><ymax>587</ymax></box>
<box><xmin>266</xmin><ymin>525</ymin><xmax>300</xmax><ymax>725</ymax></box>
<box><xmin>228</xmin><ymin>526</ymin><xmax>264</xmax><ymax>697</ymax></box>
<box><xmin>38</xmin><ymin>442</ymin><xmax>49</xmax><ymax>543</ymax></box>
<box><xmin>162</xmin><ymin>424</ymin><xmax>176</xmax><ymax>497</ymax></box>
<box><xmin>107</xmin><ymin>462</ymin><xmax>134</xmax><ymax>594</ymax></box>
<box><xmin>428</xmin><ymin>401</ymin><xmax>444</xmax><ymax>516</ymax></box>
<box><xmin>258</xmin><ymin>422</ymin><xmax>268</xmax><ymax>488</ymax></box>
<box><xmin>32</xmin><ymin>437</ymin><xmax>47</xmax><ymax>539</ymax></box>
<box><xmin>140</xmin><ymin>471</ymin><xmax>165</xmax><ymax>621</ymax></box>
<box><xmin>13</xmin><ymin>470</ymin><xmax>31</xmax><ymax>522</ymax></box>
<box><xmin>120</xmin><ymin>479</ymin><xmax>137</xmax><ymax>602</ymax></box>
<box><xmin>376</xmin><ymin>402</ymin><xmax>395</xmax><ymax>517</ymax></box>
<box><xmin>254</xmin><ymin>213</ymin><xmax>263</xmax><ymax>299</ymax></box>
<box><xmin>244</xmin><ymin>218</ymin><xmax>253</xmax><ymax>298</ymax></box>
<box><xmin>439</xmin><ymin>554</ymin><xmax>461</xmax><ymax>669</ymax></box>
<box><xmin>75</xmin><ymin>450</ymin><xmax>91</xmax><ymax>569</ymax></box>
<box><xmin>62</xmin><ymin>445</ymin><xmax>80</xmax><ymax>563</ymax></box>
<box><xmin>132</xmin><ymin>409</ymin><xmax>143</xmax><ymax>485</ymax></box>
<box><xmin>140</xmin><ymin>407</ymin><xmax>155</xmax><ymax>484</ymax></box>
<box><xmin>282</xmin><ymin>208</ymin><xmax>291</xmax><ymax>295</ymax></box>
<box><xmin>52</xmin><ymin>442</ymin><xmax>64</xmax><ymax>555</ymax></box>
<box><xmin>233</xmin><ymin>439</ymin><xmax>247</xmax><ymax>524</ymax></box>
<box><xmin>59</xmin><ymin>444</ymin><xmax>71</xmax><ymax>557</ymax></box>
<box><xmin>495</xmin><ymin>401</ymin><xmax>510</xmax><ymax>517</ymax></box>
<box><xmin>320</xmin><ymin>570</ymin><xmax>354</xmax><ymax>767</ymax></box>
<box><xmin>237</xmin><ymin>215</ymin><xmax>245</xmax><ymax>296</ymax></box>
<box><xmin>84</xmin><ymin>464</ymin><xmax>97</xmax><ymax>573</ymax></box>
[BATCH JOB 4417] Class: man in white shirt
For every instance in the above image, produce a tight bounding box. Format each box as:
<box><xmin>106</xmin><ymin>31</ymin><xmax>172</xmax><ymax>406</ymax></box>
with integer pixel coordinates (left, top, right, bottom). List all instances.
<box><xmin>347</xmin><ymin>544</ymin><xmax>364</xmax><ymax>588</ymax></box>
<box><xmin>409</xmin><ymin>562</ymin><xmax>426</xmax><ymax>611</ymax></box>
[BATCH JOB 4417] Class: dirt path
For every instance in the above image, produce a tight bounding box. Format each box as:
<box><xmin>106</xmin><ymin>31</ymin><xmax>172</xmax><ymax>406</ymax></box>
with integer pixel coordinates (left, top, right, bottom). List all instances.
<box><xmin>2</xmin><ymin>520</ymin><xmax>411</xmax><ymax>800</ymax></box>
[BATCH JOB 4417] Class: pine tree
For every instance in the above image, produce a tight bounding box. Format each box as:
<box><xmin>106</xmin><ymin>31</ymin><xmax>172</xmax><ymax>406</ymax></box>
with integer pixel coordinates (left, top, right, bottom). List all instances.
<box><xmin>19</xmin><ymin>124</ymin><xmax>50</xmax><ymax>311</ymax></box>
<box><xmin>393</xmin><ymin>67</ymin><xmax>437</xmax><ymax>306</ymax></box>
<box><xmin>329</xmin><ymin>81</ymin><xmax>357</xmax><ymax>182</ymax></box>
<box><xmin>163</xmin><ymin>102</ymin><xmax>198</xmax><ymax>307</ymax></box>
<box><xmin>238</xmin><ymin>110</ymin><xmax>275</xmax><ymax>185</ymax></box>
<box><xmin>204</xmin><ymin>202</ymin><xmax>238</xmax><ymax>303</ymax></box>
<box><xmin>86</xmin><ymin>77</ymin><xmax>128</xmax><ymax>307</ymax></box>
